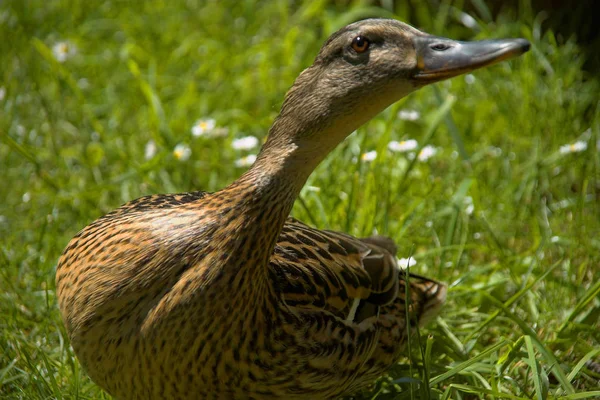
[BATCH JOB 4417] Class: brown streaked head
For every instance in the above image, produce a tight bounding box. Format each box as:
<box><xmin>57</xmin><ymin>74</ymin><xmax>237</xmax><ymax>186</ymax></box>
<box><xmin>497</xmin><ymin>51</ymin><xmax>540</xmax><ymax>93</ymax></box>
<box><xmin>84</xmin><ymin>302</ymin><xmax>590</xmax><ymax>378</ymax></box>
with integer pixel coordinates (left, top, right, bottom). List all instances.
<box><xmin>268</xmin><ymin>19</ymin><xmax>529</xmax><ymax>158</ymax></box>
<box><xmin>312</xmin><ymin>18</ymin><xmax>530</xmax><ymax>91</ymax></box>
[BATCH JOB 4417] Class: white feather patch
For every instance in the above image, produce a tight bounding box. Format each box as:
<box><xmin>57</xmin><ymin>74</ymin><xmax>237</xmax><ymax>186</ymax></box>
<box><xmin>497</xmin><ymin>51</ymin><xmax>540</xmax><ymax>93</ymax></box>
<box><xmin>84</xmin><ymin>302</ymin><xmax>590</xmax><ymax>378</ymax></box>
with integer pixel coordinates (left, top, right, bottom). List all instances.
<box><xmin>346</xmin><ymin>298</ymin><xmax>361</xmax><ymax>322</ymax></box>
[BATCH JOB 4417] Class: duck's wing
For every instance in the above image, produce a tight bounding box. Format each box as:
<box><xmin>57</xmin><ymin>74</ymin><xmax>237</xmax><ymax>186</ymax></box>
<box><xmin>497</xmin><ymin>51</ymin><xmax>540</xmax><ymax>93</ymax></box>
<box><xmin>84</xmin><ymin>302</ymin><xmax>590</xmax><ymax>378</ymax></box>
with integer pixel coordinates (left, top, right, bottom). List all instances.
<box><xmin>270</xmin><ymin>218</ymin><xmax>446</xmax><ymax>324</ymax></box>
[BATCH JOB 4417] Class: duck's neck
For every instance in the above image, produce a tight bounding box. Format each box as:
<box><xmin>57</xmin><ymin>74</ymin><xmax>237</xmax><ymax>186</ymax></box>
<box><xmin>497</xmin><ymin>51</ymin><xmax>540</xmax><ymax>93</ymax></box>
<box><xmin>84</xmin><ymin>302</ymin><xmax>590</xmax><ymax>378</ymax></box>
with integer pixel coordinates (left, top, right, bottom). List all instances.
<box><xmin>212</xmin><ymin>115</ymin><xmax>339</xmax><ymax>295</ymax></box>
<box><xmin>211</xmin><ymin>67</ymin><xmax>399</xmax><ymax>294</ymax></box>
<box><xmin>219</xmin><ymin>136</ymin><xmax>322</xmax><ymax>255</ymax></box>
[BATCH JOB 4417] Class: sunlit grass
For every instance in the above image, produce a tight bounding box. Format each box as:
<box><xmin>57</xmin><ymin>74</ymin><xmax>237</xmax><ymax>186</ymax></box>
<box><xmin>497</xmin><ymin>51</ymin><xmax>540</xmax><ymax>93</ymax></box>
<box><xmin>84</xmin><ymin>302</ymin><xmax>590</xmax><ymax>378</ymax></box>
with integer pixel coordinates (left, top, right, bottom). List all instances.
<box><xmin>1</xmin><ymin>0</ymin><xmax>599</xmax><ymax>398</ymax></box>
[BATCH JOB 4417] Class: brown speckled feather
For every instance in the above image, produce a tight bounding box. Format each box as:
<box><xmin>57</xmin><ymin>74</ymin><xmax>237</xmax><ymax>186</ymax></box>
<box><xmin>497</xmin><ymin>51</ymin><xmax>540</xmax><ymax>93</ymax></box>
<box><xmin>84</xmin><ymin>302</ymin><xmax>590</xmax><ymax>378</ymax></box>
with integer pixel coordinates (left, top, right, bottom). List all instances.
<box><xmin>273</xmin><ymin>218</ymin><xmax>444</xmax><ymax>326</ymax></box>
<box><xmin>56</xmin><ymin>188</ymin><xmax>446</xmax><ymax>399</ymax></box>
<box><xmin>55</xmin><ymin>17</ymin><xmax>537</xmax><ymax>399</ymax></box>
<box><xmin>273</xmin><ymin>218</ymin><xmax>399</xmax><ymax>315</ymax></box>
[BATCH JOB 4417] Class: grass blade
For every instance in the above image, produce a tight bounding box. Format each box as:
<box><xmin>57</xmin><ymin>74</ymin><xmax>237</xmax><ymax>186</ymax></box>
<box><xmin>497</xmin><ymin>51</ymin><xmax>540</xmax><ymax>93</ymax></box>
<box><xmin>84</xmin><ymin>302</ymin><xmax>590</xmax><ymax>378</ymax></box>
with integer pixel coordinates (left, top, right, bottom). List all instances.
<box><xmin>558</xmin><ymin>279</ymin><xmax>600</xmax><ymax>333</ymax></box>
<box><xmin>430</xmin><ymin>339</ymin><xmax>509</xmax><ymax>386</ymax></box>
<box><xmin>524</xmin><ymin>335</ymin><xmax>546</xmax><ymax>400</ymax></box>
<box><xmin>479</xmin><ymin>291</ymin><xmax>575</xmax><ymax>394</ymax></box>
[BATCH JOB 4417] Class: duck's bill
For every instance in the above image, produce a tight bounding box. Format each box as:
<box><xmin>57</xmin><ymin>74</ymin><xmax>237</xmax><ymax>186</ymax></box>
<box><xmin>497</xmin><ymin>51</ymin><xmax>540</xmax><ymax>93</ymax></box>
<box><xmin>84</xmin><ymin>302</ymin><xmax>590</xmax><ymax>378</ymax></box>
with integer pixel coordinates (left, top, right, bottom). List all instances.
<box><xmin>412</xmin><ymin>35</ymin><xmax>530</xmax><ymax>83</ymax></box>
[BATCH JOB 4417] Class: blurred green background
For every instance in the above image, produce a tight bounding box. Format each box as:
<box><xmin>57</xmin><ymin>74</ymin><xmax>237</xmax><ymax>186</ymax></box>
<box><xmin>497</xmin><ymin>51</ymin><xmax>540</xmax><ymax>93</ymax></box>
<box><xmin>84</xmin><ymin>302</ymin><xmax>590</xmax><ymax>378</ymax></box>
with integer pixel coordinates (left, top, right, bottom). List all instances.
<box><xmin>1</xmin><ymin>0</ymin><xmax>599</xmax><ymax>398</ymax></box>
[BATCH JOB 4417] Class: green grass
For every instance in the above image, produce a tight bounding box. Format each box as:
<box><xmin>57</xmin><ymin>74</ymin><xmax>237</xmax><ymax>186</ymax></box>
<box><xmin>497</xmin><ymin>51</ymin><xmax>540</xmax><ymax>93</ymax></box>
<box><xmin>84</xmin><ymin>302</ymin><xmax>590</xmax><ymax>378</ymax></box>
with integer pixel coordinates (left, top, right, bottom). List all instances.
<box><xmin>1</xmin><ymin>0</ymin><xmax>599</xmax><ymax>398</ymax></box>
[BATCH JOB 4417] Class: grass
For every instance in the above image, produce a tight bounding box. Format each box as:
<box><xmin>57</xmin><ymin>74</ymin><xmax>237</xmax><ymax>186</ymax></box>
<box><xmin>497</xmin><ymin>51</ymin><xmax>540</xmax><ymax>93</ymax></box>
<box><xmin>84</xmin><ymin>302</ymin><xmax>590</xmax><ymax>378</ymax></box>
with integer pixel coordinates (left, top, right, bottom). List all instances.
<box><xmin>1</xmin><ymin>0</ymin><xmax>599</xmax><ymax>398</ymax></box>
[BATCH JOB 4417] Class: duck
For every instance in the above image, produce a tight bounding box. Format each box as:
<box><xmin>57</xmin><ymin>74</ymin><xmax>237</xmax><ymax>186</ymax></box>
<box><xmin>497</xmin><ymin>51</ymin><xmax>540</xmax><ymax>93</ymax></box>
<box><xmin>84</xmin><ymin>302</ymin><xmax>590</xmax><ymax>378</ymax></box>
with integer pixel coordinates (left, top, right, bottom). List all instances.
<box><xmin>55</xmin><ymin>18</ymin><xmax>529</xmax><ymax>399</ymax></box>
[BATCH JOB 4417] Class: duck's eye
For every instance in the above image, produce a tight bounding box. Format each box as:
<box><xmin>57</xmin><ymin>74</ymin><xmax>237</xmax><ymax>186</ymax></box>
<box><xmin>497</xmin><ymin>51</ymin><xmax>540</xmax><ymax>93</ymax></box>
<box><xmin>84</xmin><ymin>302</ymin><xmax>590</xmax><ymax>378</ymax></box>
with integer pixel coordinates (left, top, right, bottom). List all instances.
<box><xmin>351</xmin><ymin>36</ymin><xmax>370</xmax><ymax>53</ymax></box>
<box><xmin>431</xmin><ymin>43</ymin><xmax>450</xmax><ymax>51</ymax></box>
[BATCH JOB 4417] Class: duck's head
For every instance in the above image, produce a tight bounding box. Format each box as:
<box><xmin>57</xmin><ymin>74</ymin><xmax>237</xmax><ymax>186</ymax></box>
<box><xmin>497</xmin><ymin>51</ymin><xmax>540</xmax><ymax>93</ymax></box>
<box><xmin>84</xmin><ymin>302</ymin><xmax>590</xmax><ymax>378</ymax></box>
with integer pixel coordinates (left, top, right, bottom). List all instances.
<box><xmin>263</xmin><ymin>19</ymin><xmax>529</xmax><ymax>168</ymax></box>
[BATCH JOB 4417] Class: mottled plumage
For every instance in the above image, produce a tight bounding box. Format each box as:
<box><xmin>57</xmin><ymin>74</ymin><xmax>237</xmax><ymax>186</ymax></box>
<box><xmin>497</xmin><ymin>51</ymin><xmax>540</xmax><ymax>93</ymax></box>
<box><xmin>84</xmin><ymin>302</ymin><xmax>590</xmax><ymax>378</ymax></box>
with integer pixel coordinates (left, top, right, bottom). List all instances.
<box><xmin>56</xmin><ymin>18</ymin><xmax>528</xmax><ymax>399</ymax></box>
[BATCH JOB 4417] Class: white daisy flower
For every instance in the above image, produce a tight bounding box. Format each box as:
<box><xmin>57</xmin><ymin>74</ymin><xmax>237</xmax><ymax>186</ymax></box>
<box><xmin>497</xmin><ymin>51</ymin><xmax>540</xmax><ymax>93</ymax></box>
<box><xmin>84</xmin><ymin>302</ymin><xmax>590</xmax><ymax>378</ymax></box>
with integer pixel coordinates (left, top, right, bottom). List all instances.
<box><xmin>52</xmin><ymin>41</ymin><xmax>76</xmax><ymax>63</ymax></box>
<box><xmin>398</xmin><ymin>109</ymin><xmax>420</xmax><ymax>121</ymax></box>
<box><xmin>232</xmin><ymin>136</ymin><xmax>259</xmax><ymax>150</ymax></box>
<box><xmin>361</xmin><ymin>150</ymin><xmax>377</xmax><ymax>162</ymax></box>
<box><xmin>464</xmin><ymin>196</ymin><xmax>474</xmax><ymax>215</ymax></box>
<box><xmin>234</xmin><ymin>154</ymin><xmax>257</xmax><ymax>167</ymax></box>
<box><xmin>559</xmin><ymin>140</ymin><xmax>587</xmax><ymax>154</ymax></box>
<box><xmin>388</xmin><ymin>139</ymin><xmax>418</xmax><ymax>153</ymax></box>
<box><xmin>173</xmin><ymin>143</ymin><xmax>191</xmax><ymax>161</ymax></box>
<box><xmin>459</xmin><ymin>12</ymin><xmax>477</xmax><ymax>29</ymax></box>
<box><xmin>78</xmin><ymin>78</ymin><xmax>90</xmax><ymax>89</ymax></box>
<box><xmin>418</xmin><ymin>145</ymin><xmax>437</xmax><ymax>161</ymax></box>
<box><xmin>397</xmin><ymin>257</ymin><xmax>417</xmax><ymax>269</ymax></box>
<box><xmin>15</xmin><ymin>124</ymin><xmax>25</xmax><ymax>137</ymax></box>
<box><xmin>191</xmin><ymin>118</ymin><xmax>216</xmax><ymax>137</ymax></box>
<box><xmin>144</xmin><ymin>140</ymin><xmax>157</xmax><ymax>160</ymax></box>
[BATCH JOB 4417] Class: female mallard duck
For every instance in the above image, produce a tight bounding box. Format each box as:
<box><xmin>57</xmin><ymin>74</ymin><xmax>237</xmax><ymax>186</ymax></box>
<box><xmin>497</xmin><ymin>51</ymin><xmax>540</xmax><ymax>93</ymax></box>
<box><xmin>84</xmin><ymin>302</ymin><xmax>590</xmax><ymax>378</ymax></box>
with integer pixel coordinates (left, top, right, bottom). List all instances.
<box><xmin>56</xmin><ymin>19</ymin><xmax>529</xmax><ymax>399</ymax></box>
